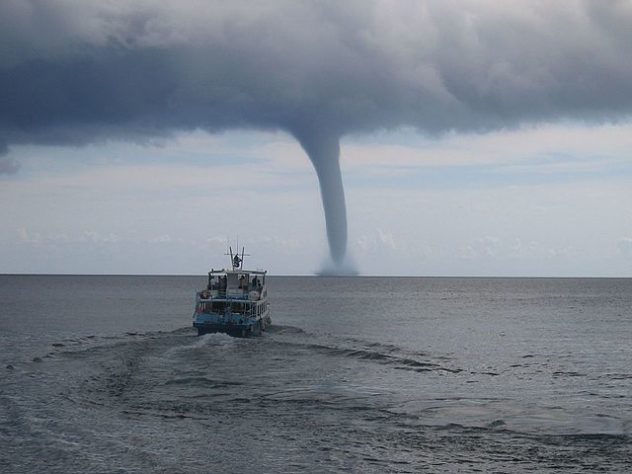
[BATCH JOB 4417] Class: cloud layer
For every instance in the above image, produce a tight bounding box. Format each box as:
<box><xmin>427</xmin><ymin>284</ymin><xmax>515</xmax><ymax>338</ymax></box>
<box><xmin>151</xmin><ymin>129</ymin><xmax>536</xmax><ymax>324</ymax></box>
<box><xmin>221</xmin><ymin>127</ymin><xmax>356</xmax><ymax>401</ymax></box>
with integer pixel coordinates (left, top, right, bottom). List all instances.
<box><xmin>2</xmin><ymin>0</ymin><xmax>632</xmax><ymax>149</ymax></box>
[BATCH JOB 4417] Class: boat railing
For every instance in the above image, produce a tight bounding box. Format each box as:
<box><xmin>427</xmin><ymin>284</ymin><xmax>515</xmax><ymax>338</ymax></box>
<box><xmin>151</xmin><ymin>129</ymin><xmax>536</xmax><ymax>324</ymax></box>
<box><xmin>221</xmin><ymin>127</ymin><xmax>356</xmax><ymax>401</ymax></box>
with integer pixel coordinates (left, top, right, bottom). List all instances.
<box><xmin>226</xmin><ymin>288</ymin><xmax>245</xmax><ymax>298</ymax></box>
<box><xmin>198</xmin><ymin>288</ymin><xmax>265</xmax><ymax>302</ymax></box>
<box><xmin>198</xmin><ymin>289</ymin><xmax>228</xmax><ymax>299</ymax></box>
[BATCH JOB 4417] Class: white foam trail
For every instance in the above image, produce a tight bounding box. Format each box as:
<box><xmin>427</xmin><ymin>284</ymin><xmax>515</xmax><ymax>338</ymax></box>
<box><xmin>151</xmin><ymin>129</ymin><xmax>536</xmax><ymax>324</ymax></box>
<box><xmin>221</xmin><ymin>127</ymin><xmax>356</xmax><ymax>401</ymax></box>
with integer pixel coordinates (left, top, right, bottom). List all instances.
<box><xmin>165</xmin><ymin>333</ymin><xmax>234</xmax><ymax>356</ymax></box>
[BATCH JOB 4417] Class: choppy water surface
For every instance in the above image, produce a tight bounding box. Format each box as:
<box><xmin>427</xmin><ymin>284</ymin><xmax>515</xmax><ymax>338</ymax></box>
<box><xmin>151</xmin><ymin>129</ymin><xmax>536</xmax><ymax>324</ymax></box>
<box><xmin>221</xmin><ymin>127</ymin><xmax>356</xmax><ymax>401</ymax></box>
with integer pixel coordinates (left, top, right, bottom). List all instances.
<box><xmin>1</xmin><ymin>276</ymin><xmax>631</xmax><ymax>473</ymax></box>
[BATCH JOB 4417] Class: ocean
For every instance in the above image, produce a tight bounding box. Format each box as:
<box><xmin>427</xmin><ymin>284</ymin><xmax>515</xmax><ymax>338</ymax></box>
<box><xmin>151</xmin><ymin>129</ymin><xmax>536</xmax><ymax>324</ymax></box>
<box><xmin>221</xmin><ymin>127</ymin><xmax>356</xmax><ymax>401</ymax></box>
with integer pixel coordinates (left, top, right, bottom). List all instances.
<box><xmin>1</xmin><ymin>275</ymin><xmax>631</xmax><ymax>473</ymax></box>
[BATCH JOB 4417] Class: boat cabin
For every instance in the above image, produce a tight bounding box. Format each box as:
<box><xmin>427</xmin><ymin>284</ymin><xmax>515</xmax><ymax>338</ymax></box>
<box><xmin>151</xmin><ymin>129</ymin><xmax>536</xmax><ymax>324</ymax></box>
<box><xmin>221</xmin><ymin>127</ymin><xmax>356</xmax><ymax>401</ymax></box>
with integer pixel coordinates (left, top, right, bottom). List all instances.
<box><xmin>196</xmin><ymin>269</ymin><xmax>268</xmax><ymax>317</ymax></box>
<box><xmin>203</xmin><ymin>269</ymin><xmax>266</xmax><ymax>299</ymax></box>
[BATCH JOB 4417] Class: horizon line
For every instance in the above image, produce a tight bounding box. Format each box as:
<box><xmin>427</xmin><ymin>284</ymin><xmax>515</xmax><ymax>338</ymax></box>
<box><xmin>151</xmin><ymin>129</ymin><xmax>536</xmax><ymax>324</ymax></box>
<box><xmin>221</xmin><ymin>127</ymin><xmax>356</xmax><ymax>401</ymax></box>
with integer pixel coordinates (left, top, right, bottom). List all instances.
<box><xmin>1</xmin><ymin>273</ymin><xmax>630</xmax><ymax>279</ymax></box>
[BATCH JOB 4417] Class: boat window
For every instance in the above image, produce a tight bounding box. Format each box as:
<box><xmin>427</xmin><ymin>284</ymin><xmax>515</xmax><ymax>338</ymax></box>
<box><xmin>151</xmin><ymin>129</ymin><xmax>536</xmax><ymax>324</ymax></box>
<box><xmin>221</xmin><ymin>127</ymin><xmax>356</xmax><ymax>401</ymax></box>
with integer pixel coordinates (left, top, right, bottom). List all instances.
<box><xmin>226</xmin><ymin>273</ymin><xmax>239</xmax><ymax>289</ymax></box>
<box><xmin>208</xmin><ymin>275</ymin><xmax>227</xmax><ymax>290</ymax></box>
<box><xmin>211</xmin><ymin>301</ymin><xmax>226</xmax><ymax>313</ymax></box>
<box><xmin>231</xmin><ymin>302</ymin><xmax>250</xmax><ymax>314</ymax></box>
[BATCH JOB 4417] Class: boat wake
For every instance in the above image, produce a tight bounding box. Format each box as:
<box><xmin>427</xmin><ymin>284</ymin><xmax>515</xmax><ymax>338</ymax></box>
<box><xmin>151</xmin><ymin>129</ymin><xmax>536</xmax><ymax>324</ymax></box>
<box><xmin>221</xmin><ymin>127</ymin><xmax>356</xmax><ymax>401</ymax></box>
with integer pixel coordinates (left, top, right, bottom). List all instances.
<box><xmin>3</xmin><ymin>326</ymin><xmax>631</xmax><ymax>473</ymax></box>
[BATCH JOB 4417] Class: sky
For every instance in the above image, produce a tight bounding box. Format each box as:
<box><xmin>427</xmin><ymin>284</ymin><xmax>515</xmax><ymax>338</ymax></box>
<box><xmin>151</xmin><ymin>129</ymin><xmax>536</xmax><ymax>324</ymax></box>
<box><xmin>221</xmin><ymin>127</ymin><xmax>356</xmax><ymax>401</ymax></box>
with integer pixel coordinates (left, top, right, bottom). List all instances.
<box><xmin>1</xmin><ymin>0</ymin><xmax>632</xmax><ymax>276</ymax></box>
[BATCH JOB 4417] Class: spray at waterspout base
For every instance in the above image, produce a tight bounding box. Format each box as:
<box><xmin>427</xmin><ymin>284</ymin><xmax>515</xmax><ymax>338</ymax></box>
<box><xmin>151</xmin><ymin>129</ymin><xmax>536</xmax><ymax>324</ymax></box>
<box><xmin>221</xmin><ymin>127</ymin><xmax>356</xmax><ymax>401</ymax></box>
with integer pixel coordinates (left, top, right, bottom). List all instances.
<box><xmin>317</xmin><ymin>255</ymin><xmax>359</xmax><ymax>276</ymax></box>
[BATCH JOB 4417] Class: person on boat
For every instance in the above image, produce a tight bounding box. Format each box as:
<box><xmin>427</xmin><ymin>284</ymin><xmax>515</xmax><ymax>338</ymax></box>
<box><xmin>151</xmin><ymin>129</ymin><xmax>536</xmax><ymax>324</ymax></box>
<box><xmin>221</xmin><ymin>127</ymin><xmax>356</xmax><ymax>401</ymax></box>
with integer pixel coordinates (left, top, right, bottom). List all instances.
<box><xmin>239</xmin><ymin>275</ymin><xmax>247</xmax><ymax>289</ymax></box>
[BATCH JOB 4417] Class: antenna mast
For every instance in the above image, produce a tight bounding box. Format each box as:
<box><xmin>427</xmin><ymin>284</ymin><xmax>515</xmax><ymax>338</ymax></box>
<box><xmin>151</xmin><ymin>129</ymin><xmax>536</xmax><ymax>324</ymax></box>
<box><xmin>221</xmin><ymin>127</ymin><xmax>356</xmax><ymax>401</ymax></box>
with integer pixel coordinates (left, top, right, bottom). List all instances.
<box><xmin>225</xmin><ymin>241</ymin><xmax>250</xmax><ymax>269</ymax></box>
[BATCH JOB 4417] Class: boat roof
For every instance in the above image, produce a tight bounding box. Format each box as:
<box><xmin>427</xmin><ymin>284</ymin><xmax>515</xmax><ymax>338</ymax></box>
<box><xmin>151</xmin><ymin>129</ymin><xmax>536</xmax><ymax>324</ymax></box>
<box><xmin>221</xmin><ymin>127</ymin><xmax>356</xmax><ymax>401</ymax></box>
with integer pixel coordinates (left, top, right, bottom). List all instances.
<box><xmin>208</xmin><ymin>268</ymin><xmax>267</xmax><ymax>275</ymax></box>
<box><xmin>199</xmin><ymin>297</ymin><xmax>260</xmax><ymax>302</ymax></box>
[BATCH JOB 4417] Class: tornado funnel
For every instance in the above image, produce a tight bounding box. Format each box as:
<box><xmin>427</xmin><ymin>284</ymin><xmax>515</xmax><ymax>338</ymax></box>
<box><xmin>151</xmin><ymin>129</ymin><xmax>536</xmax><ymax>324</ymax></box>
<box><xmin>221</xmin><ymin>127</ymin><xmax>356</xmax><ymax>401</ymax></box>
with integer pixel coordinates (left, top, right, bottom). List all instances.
<box><xmin>293</xmin><ymin>129</ymin><xmax>347</xmax><ymax>265</ymax></box>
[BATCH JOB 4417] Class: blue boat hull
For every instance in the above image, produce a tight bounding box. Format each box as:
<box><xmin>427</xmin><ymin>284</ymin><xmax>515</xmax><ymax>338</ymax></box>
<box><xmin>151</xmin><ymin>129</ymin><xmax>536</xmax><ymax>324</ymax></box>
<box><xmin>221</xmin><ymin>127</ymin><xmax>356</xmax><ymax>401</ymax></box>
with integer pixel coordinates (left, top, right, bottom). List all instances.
<box><xmin>194</xmin><ymin>320</ymin><xmax>262</xmax><ymax>337</ymax></box>
<box><xmin>193</xmin><ymin>312</ymin><xmax>269</xmax><ymax>337</ymax></box>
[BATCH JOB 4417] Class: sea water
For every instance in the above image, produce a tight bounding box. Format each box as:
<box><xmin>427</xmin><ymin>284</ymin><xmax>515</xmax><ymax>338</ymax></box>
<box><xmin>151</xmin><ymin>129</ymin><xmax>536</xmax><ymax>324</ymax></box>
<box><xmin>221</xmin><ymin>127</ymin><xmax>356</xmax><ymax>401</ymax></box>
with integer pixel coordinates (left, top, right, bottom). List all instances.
<box><xmin>1</xmin><ymin>275</ymin><xmax>631</xmax><ymax>473</ymax></box>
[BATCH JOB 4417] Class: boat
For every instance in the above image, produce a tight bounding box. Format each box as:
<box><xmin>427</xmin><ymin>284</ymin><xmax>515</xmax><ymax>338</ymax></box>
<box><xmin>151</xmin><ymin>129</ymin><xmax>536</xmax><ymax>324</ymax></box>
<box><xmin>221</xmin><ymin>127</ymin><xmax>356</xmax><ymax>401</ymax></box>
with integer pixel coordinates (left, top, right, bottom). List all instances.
<box><xmin>193</xmin><ymin>247</ymin><xmax>271</xmax><ymax>337</ymax></box>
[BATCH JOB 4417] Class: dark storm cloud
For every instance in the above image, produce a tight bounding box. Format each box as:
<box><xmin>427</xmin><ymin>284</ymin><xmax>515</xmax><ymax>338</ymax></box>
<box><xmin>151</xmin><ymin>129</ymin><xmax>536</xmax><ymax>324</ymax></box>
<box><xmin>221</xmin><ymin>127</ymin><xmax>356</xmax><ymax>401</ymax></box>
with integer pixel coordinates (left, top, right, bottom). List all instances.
<box><xmin>1</xmin><ymin>0</ymin><xmax>631</xmax><ymax>263</ymax></box>
<box><xmin>2</xmin><ymin>0</ymin><xmax>631</xmax><ymax>147</ymax></box>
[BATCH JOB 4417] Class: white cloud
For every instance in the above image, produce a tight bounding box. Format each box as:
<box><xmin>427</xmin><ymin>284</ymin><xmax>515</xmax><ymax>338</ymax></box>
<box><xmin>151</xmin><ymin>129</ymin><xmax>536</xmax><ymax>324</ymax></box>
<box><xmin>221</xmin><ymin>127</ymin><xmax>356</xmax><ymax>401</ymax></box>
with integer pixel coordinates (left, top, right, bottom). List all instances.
<box><xmin>618</xmin><ymin>238</ymin><xmax>632</xmax><ymax>258</ymax></box>
<box><xmin>0</xmin><ymin>157</ymin><xmax>19</xmax><ymax>174</ymax></box>
<box><xmin>342</xmin><ymin>123</ymin><xmax>632</xmax><ymax>172</ymax></box>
